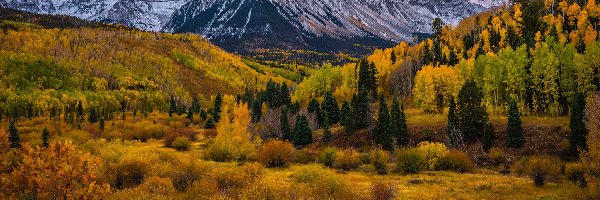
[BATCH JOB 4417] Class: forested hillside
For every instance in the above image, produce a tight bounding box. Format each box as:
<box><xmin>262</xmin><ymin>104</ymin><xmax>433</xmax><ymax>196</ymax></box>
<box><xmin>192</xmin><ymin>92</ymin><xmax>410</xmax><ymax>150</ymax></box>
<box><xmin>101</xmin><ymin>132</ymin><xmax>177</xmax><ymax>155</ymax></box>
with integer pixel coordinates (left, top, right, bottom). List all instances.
<box><xmin>0</xmin><ymin>8</ymin><xmax>293</xmax><ymax>121</ymax></box>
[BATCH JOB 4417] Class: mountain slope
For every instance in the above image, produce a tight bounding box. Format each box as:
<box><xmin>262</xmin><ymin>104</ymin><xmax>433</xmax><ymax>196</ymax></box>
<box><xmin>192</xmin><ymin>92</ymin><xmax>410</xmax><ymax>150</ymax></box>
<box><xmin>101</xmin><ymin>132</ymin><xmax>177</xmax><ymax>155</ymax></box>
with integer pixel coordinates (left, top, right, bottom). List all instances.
<box><xmin>2</xmin><ymin>0</ymin><xmax>507</xmax><ymax>56</ymax></box>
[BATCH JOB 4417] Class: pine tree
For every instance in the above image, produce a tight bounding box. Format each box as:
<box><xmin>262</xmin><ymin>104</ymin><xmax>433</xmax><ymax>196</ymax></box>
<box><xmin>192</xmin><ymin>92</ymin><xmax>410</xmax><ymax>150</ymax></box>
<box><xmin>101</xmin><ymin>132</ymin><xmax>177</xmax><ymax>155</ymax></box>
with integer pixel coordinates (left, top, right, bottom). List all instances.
<box><xmin>121</xmin><ymin>100</ymin><xmax>127</xmax><ymax>120</ymax></box>
<box><xmin>187</xmin><ymin>107</ymin><xmax>194</xmax><ymax>121</ymax></box>
<box><xmin>506</xmin><ymin>99</ymin><xmax>525</xmax><ymax>148</ymax></box>
<box><xmin>391</xmin><ymin>50</ymin><xmax>397</xmax><ymax>65</ymax></box>
<box><xmin>357</xmin><ymin>59</ymin><xmax>378</xmax><ymax>98</ymax></box>
<box><xmin>280</xmin><ymin>83</ymin><xmax>291</xmax><ymax>107</ymax></box>
<box><xmin>308</xmin><ymin>98</ymin><xmax>323</xmax><ymax>127</ymax></box>
<box><xmin>252</xmin><ymin>98</ymin><xmax>262</xmax><ymax>123</ymax></box>
<box><xmin>457</xmin><ymin>80</ymin><xmax>488</xmax><ymax>142</ymax></box>
<box><xmin>204</xmin><ymin>116</ymin><xmax>216</xmax><ymax>129</ymax></box>
<box><xmin>280</xmin><ymin>108</ymin><xmax>291</xmax><ymax>140</ymax></box>
<box><xmin>8</xmin><ymin>120</ymin><xmax>20</xmax><ymax>149</ymax></box>
<box><xmin>41</xmin><ymin>127</ymin><xmax>50</xmax><ymax>148</ymax></box>
<box><xmin>192</xmin><ymin>97</ymin><xmax>201</xmax><ymax>115</ymax></box>
<box><xmin>391</xmin><ymin>98</ymin><xmax>408</xmax><ymax>147</ymax></box>
<box><xmin>447</xmin><ymin>96</ymin><xmax>461</xmax><ymax>148</ymax></box>
<box><xmin>482</xmin><ymin>122</ymin><xmax>494</xmax><ymax>152</ymax></box>
<box><xmin>322</xmin><ymin>113</ymin><xmax>332</xmax><ymax>144</ymax></box>
<box><xmin>351</xmin><ymin>87</ymin><xmax>371</xmax><ymax>131</ymax></box>
<box><xmin>88</xmin><ymin>107</ymin><xmax>98</xmax><ymax>123</ymax></box>
<box><xmin>423</xmin><ymin>41</ymin><xmax>433</xmax><ymax>65</ymax></box>
<box><xmin>213</xmin><ymin>93</ymin><xmax>223</xmax><ymax>122</ymax></box>
<box><xmin>293</xmin><ymin>115</ymin><xmax>312</xmax><ymax>147</ymax></box>
<box><xmin>322</xmin><ymin>91</ymin><xmax>340</xmax><ymax>124</ymax></box>
<box><xmin>169</xmin><ymin>95</ymin><xmax>177</xmax><ymax>117</ymax></box>
<box><xmin>374</xmin><ymin>96</ymin><xmax>392</xmax><ymax>150</ymax></box>
<box><xmin>569</xmin><ymin>93</ymin><xmax>588</xmax><ymax>158</ymax></box>
<box><xmin>76</xmin><ymin>100</ymin><xmax>84</xmax><ymax>122</ymax></box>
<box><xmin>340</xmin><ymin>101</ymin><xmax>352</xmax><ymax>129</ymax></box>
<box><xmin>99</xmin><ymin>117</ymin><xmax>105</xmax><ymax>131</ymax></box>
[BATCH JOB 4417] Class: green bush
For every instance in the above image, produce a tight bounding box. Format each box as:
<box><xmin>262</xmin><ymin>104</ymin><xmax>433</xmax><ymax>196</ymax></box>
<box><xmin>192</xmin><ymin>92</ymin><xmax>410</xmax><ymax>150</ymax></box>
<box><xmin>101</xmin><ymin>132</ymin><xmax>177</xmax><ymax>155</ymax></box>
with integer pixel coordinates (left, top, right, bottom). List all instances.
<box><xmin>436</xmin><ymin>150</ymin><xmax>476</xmax><ymax>173</ymax></box>
<box><xmin>395</xmin><ymin>148</ymin><xmax>424</xmax><ymax>174</ymax></box>
<box><xmin>333</xmin><ymin>148</ymin><xmax>362</xmax><ymax>171</ymax></box>
<box><xmin>172</xmin><ymin>137</ymin><xmax>191</xmax><ymax>151</ymax></box>
<box><xmin>320</xmin><ymin>147</ymin><xmax>337</xmax><ymax>168</ymax></box>
<box><xmin>369</xmin><ymin>148</ymin><xmax>389</xmax><ymax>173</ymax></box>
<box><xmin>258</xmin><ymin>140</ymin><xmax>295</xmax><ymax>168</ymax></box>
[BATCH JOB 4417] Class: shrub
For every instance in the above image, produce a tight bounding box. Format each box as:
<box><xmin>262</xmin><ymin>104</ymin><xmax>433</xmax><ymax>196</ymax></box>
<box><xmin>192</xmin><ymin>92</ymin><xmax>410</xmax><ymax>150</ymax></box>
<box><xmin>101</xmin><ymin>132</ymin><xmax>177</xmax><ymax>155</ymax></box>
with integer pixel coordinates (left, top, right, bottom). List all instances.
<box><xmin>415</xmin><ymin>142</ymin><xmax>448</xmax><ymax>170</ymax></box>
<box><xmin>565</xmin><ymin>163</ymin><xmax>587</xmax><ymax>187</ymax></box>
<box><xmin>172</xmin><ymin>136</ymin><xmax>192</xmax><ymax>151</ymax></box>
<box><xmin>369</xmin><ymin>148</ymin><xmax>389</xmax><ymax>173</ymax></box>
<box><xmin>258</xmin><ymin>140</ymin><xmax>295</xmax><ymax>168</ymax></box>
<box><xmin>293</xmin><ymin>149</ymin><xmax>318</xmax><ymax>164</ymax></box>
<box><xmin>291</xmin><ymin>164</ymin><xmax>355</xmax><ymax>199</ymax></box>
<box><xmin>436</xmin><ymin>150</ymin><xmax>476</xmax><ymax>173</ymax></box>
<box><xmin>488</xmin><ymin>147</ymin><xmax>506</xmax><ymax>166</ymax></box>
<box><xmin>320</xmin><ymin>147</ymin><xmax>337</xmax><ymax>168</ymax></box>
<box><xmin>333</xmin><ymin>148</ymin><xmax>362</xmax><ymax>171</ymax></box>
<box><xmin>526</xmin><ymin>156</ymin><xmax>562</xmax><ymax>187</ymax></box>
<box><xmin>137</xmin><ymin>176</ymin><xmax>177</xmax><ymax>196</ymax></box>
<box><xmin>212</xmin><ymin>163</ymin><xmax>263</xmax><ymax>194</ymax></box>
<box><xmin>371</xmin><ymin>181</ymin><xmax>396</xmax><ymax>200</ymax></box>
<box><xmin>395</xmin><ymin>148</ymin><xmax>424</xmax><ymax>174</ymax></box>
<box><xmin>170</xmin><ymin>160</ymin><xmax>212</xmax><ymax>191</ymax></box>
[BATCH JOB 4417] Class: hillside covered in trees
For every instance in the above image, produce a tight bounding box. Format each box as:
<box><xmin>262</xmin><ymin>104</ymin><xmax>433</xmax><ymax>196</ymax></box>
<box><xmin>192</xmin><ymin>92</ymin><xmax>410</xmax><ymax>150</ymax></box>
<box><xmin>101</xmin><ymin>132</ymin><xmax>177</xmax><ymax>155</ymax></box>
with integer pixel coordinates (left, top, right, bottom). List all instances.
<box><xmin>1</xmin><ymin>1</ymin><xmax>600</xmax><ymax>199</ymax></box>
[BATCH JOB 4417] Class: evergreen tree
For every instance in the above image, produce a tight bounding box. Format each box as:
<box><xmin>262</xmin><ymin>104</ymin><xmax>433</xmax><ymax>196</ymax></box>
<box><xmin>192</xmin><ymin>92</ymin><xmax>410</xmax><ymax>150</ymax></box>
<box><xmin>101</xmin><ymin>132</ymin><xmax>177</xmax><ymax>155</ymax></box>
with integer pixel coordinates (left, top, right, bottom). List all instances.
<box><xmin>191</xmin><ymin>97</ymin><xmax>201</xmax><ymax>115</ymax></box>
<box><xmin>280</xmin><ymin>108</ymin><xmax>291</xmax><ymax>140</ymax></box>
<box><xmin>121</xmin><ymin>100</ymin><xmax>127</xmax><ymax>120</ymax></box>
<box><xmin>169</xmin><ymin>95</ymin><xmax>177</xmax><ymax>117</ymax></box>
<box><xmin>293</xmin><ymin>115</ymin><xmax>312</xmax><ymax>147</ymax></box>
<box><xmin>308</xmin><ymin>98</ymin><xmax>323</xmax><ymax>127</ymax></box>
<box><xmin>374</xmin><ymin>96</ymin><xmax>392</xmax><ymax>150</ymax></box>
<box><xmin>322</xmin><ymin>91</ymin><xmax>340</xmax><ymax>124</ymax></box>
<box><xmin>280</xmin><ymin>83</ymin><xmax>291</xmax><ymax>107</ymax></box>
<box><xmin>457</xmin><ymin>80</ymin><xmax>488</xmax><ymax>142</ymax></box>
<box><xmin>482</xmin><ymin>122</ymin><xmax>494</xmax><ymax>152</ymax></box>
<box><xmin>99</xmin><ymin>117</ymin><xmax>105</xmax><ymax>131</ymax></box>
<box><xmin>340</xmin><ymin>101</ymin><xmax>352</xmax><ymax>129</ymax></box>
<box><xmin>187</xmin><ymin>107</ymin><xmax>194</xmax><ymax>121</ymax></box>
<box><xmin>88</xmin><ymin>107</ymin><xmax>98</xmax><ymax>123</ymax></box>
<box><xmin>204</xmin><ymin>116</ymin><xmax>216</xmax><ymax>129</ymax></box>
<box><xmin>252</xmin><ymin>98</ymin><xmax>262</xmax><ymax>123</ymax></box>
<box><xmin>506</xmin><ymin>99</ymin><xmax>525</xmax><ymax>148</ymax></box>
<box><xmin>569</xmin><ymin>93</ymin><xmax>588</xmax><ymax>158</ymax></box>
<box><xmin>447</xmin><ymin>96</ymin><xmax>461</xmax><ymax>148</ymax></box>
<box><xmin>8</xmin><ymin>120</ymin><xmax>20</xmax><ymax>149</ymax></box>
<box><xmin>41</xmin><ymin>127</ymin><xmax>50</xmax><ymax>148</ymax></box>
<box><xmin>391</xmin><ymin>98</ymin><xmax>408</xmax><ymax>147</ymax></box>
<box><xmin>213</xmin><ymin>93</ymin><xmax>223</xmax><ymax>122</ymax></box>
<box><xmin>322</xmin><ymin>113</ymin><xmax>332</xmax><ymax>145</ymax></box>
<box><xmin>351</xmin><ymin>87</ymin><xmax>371</xmax><ymax>131</ymax></box>
<box><xmin>391</xmin><ymin>50</ymin><xmax>397</xmax><ymax>65</ymax></box>
<box><xmin>76</xmin><ymin>100</ymin><xmax>84</xmax><ymax>122</ymax></box>
<box><xmin>357</xmin><ymin>59</ymin><xmax>378</xmax><ymax>98</ymax></box>
<box><xmin>290</xmin><ymin>101</ymin><xmax>301</xmax><ymax>114</ymax></box>
<box><xmin>423</xmin><ymin>41</ymin><xmax>433</xmax><ymax>65</ymax></box>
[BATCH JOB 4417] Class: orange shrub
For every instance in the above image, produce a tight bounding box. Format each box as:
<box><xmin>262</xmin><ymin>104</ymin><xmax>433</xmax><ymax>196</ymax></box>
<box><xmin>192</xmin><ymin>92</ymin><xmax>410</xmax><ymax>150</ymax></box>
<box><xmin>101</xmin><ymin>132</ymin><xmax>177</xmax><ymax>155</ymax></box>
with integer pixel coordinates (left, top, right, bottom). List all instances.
<box><xmin>258</xmin><ymin>139</ymin><xmax>295</xmax><ymax>167</ymax></box>
<box><xmin>1</xmin><ymin>141</ymin><xmax>110</xmax><ymax>199</ymax></box>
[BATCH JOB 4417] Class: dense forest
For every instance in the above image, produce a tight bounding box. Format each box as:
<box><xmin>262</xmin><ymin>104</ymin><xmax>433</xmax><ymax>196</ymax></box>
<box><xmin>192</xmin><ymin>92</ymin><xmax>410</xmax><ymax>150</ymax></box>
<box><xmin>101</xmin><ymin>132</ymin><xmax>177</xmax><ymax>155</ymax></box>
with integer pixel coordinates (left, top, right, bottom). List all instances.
<box><xmin>1</xmin><ymin>1</ymin><xmax>600</xmax><ymax>199</ymax></box>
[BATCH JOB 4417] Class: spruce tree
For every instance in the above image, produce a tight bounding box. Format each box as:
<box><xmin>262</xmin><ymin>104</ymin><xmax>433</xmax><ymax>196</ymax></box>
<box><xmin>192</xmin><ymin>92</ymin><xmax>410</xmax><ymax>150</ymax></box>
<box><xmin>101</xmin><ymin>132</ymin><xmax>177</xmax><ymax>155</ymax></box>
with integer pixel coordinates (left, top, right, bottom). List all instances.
<box><xmin>204</xmin><ymin>116</ymin><xmax>216</xmax><ymax>129</ymax></box>
<box><xmin>41</xmin><ymin>127</ymin><xmax>50</xmax><ymax>148</ymax></box>
<box><xmin>76</xmin><ymin>100</ymin><xmax>84</xmax><ymax>122</ymax></box>
<box><xmin>308</xmin><ymin>98</ymin><xmax>323</xmax><ymax>127</ymax></box>
<box><xmin>506</xmin><ymin>99</ymin><xmax>525</xmax><ymax>148</ymax></box>
<box><xmin>280</xmin><ymin>108</ymin><xmax>291</xmax><ymax>140</ymax></box>
<box><xmin>457</xmin><ymin>80</ymin><xmax>488</xmax><ymax>142</ymax></box>
<box><xmin>357</xmin><ymin>59</ymin><xmax>378</xmax><ymax>98</ymax></box>
<box><xmin>322</xmin><ymin>113</ymin><xmax>332</xmax><ymax>145</ymax></box>
<box><xmin>482</xmin><ymin>122</ymin><xmax>494</xmax><ymax>152</ymax></box>
<box><xmin>88</xmin><ymin>107</ymin><xmax>98</xmax><ymax>123</ymax></box>
<box><xmin>447</xmin><ymin>96</ymin><xmax>461</xmax><ymax>148</ymax></box>
<box><xmin>99</xmin><ymin>117</ymin><xmax>105</xmax><ymax>131</ymax></box>
<box><xmin>569</xmin><ymin>93</ymin><xmax>588</xmax><ymax>158</ymax></box>
<box><xmin>340</xmin><ymin>101</ymin><xmax>352</xmax><ymax>129</ymax></box>
<box><xmin>391</xmin><ymin>50</ymin><xmax>397</xmax><ymax>65</ymax></box>
<box><xmin>280</xmin><ymin>83</ymin><xmax>291</xmax><ymax>107</ymax></box>
<box><xmin>322</xmin><ymin>91</ymin><xmax>340</xmax><ymax>124</ymax></box>
<box><xmin>169</xmin><ymin>96</ymin><xmax>177</xmax><ymax>117</ymax></box>
<box><xmin>351</xmin><ymin>87</ymin><xmax>371</xmax><ymax>131</ymax></box>
<box><xmin>391</xmin><ymin>99</ymin><xmax>408</xmax><ymax>147</ymax></box>
<box><xmin>293</xmin><ymin>115</ymin><xmax>312</xmax><ymax>147</ymax></box>
<box><xmin>8</xmin><ymin>120</ymin><xmax>20</xmax><ymax>149</ymax></box>
<box><xmin>192</xmin><ymin>97</ymin><xmax>201</xmax><ymax>115</ymax></box>
<box><xmin>121</xmin><ymin>100</ymin><xmax>127</xmax><ymax>120</ymax></box>
<box><xmin>374</xmin><ymin>96</ymin><xmax>392</xmax><ymax>150</ymax></box>
<box><xmin>213</xmin><ymin>93</ymin><xmax>223</xmax><ymax>122</ymax></box>
<box><xmin>252</xmin><ymin>98</ymin><xmax>262</xmax><ymax>123</ymax></box>
<box><xmin>187</xmin><ymin>107</ymin><xmax>194</xmax><ymax>121</ymax></box>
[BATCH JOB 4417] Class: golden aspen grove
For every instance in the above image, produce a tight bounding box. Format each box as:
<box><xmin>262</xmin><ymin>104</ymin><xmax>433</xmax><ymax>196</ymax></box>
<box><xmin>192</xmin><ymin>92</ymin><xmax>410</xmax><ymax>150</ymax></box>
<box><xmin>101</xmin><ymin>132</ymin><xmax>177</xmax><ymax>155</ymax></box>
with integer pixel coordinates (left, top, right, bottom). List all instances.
<box><xmin>1</xmin><ymin>0</ymin><xmax>600</xmax><ymax>199</ymax></box>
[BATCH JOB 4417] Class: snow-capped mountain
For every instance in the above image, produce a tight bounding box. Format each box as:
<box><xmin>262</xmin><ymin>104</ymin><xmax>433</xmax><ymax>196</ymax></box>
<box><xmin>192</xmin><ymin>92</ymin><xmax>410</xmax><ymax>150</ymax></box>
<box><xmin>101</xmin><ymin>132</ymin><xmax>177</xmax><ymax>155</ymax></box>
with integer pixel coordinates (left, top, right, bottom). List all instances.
<box><xmin>2</xmin><ymin>0</ymin><xmax>508</xmax><ymax>55</ymax></box>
